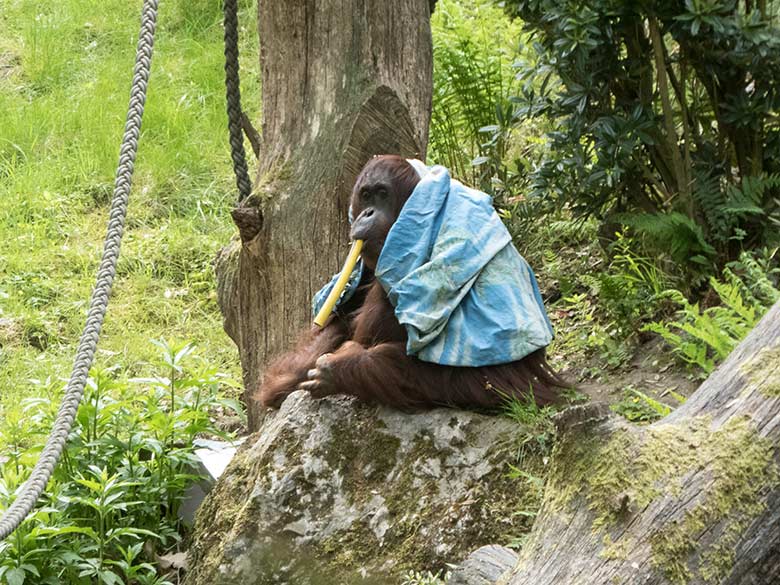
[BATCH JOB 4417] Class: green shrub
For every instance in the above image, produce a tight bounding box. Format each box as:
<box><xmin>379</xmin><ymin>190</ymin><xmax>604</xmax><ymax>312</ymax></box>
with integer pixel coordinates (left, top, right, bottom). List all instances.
<box><xmin>541</xmin><ymin>226</ymin><xmax>675</xmax><ymax>368</ymax></box>
<box><xmin>0</xmin><ymin>340</ymin><xmax>243</xmax><ymax>585</ymax></box>
<box><xmin>611</xmin><ymin>387</ymin><xmax>685</xmax><ymax>424</ymax></box>
<box><xmin>585</xmin><ymin>231</ymin><xmax>673</xmax><ymax>338</ymax></box>
<box><xmin>502</xmin><ymin>0</ymin><xmax>780</xmax><ymax>276</ymax></box>
<box><xmin>644</xmin><ymin>250</ymin><xmax>779</xmax><ymax>375</ymax></box>
<box><xmin>429</xmin><ymin>0</ymin><xmax>525</xmax><ymax>190</ymax></box>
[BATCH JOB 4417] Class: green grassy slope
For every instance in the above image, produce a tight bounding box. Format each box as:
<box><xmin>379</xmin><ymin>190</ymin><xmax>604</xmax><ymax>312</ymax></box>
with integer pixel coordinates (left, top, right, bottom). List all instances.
<box><xmin>0</xmin><ymin>0</ymin><xmax>259</xmax><ymax>409</ymax></box>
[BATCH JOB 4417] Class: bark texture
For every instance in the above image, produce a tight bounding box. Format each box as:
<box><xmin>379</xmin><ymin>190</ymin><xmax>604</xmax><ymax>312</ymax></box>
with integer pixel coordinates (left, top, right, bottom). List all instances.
<box><xmin>216</xmin><ymin>0</ymin><xmax>433</xmax><ymax>429</ymax></box>
<box><xmin>447</xmin><ymin>545</ymin><xmax>518</xmax><ymax>585</ymax></box>
<box><xmin>500</xmin><ymin>301</ymin><xmax>780</xmax><ymax>585</ymax></box>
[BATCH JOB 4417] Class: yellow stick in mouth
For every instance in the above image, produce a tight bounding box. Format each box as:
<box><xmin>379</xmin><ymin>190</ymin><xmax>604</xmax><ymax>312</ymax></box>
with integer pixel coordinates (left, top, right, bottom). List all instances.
<box><xmin>313</xmin><ymin>239</ymin><xmax>364</xmax><ymax>327</ymax></box>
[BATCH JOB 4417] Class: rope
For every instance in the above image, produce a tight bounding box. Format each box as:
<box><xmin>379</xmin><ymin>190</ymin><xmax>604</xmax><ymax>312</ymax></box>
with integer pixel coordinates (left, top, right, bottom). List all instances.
<box><xmin>0</xmin><ymin>0</ymin><xmax>159</xmax><ymax>540</ymax></box>
<box><xmin>223</xmin><ymin>0</ymin><xmax>252</xmax><ymax>201</ymax></box>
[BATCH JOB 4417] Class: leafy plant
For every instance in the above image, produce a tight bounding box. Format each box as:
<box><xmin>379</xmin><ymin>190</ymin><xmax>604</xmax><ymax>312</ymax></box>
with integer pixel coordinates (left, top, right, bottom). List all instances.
<box><xmin>644</xmin><ymin>252</ymin><xmax>779</xmax><ymax>374</ymax></box>
<box><xmin>696</xmin><ymin>172</ymin><xmax>780</xmax><ymax>247</ymax></box>
<box><xmin>401</xmin><ymin>570</ymin><xmax>450</xmax><ymax>585</ymax></box>
<box><xmin>616</xmin><ymin>213</ymin><xmax>717</xmax><ymax>279</ymax></box>
<box><xmin>586</xmin><ymin>231</ymin><xmax>673</xmax><ymax>337</ymax></box>
<box><xmin>501</xmin><ymin>390</ymin><xmax>559</xmax><ymax>461</ymax></box>
<box><xmin>549</xmin><ymin>292</ymin><xmax>615</xmax><ymax>366</ymax></box>
<box><xmin>725</xmin><ymin>246</ymin><xmax>780</xmax><ymax>307</ymax></box>
<box><xmin>542</xmin><ymin>229</ymin><xmax>673</xmax><ymax>370</ymax></box>
<box><xmin>502</xmin><ymin>0</ymin><xmax>780</xmax><ymax>274</ymax></box>
<box><xmin>429</xmin><ymin>0</ymin><xmax>524</xmax><ymax>186</ymax></box>
<box><xmin>611</xmin><ymin>387</ymin><xmax>685</xmax><ymax>423</ymax></box>
<box><xmin>0</xmin><ymin>340</ymin><xmax>243</xmax><ymax>584</ymax></box>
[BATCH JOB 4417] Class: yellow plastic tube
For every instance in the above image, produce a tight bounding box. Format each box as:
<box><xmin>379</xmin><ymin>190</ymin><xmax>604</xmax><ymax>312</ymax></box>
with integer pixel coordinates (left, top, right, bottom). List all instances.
<box><xmin>313</xmin><ymin>239</ymin><xmax>364</xmax><ymax>327</ymax></box>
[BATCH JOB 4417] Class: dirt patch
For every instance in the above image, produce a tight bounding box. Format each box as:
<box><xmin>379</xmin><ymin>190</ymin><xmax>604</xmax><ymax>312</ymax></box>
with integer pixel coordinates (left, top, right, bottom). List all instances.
<box><xmin>0</xmin><ymin>317</ymin><xmax>23</xmax><ymax>347</ymax></box>
<box><xmin>562</xmin><ymin>336</ymin><xmax>699</xmax><ymax>407</ymax></box>
<box><xmin>0</xmin><ymin>50</ymin><xmax>21</xmax><ymax>80</ymax></box>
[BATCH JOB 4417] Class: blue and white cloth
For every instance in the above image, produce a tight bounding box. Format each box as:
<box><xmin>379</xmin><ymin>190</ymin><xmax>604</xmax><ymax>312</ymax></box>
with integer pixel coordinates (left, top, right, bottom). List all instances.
<box><xmin>312</xmin><ymin>161</ymin><xmax>553</xmax><ymax>367</ymax></box>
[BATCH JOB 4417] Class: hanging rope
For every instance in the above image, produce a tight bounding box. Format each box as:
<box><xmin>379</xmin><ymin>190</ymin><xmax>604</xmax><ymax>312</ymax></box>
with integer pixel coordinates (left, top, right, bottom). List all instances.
<box><xmin>223</xmin><ymin>0</ymin><xmax>253</xmax><ymax>201</ymax></box>
<box><xmin>0</xmin><ymin>0</ymin><xmax>159</xmax><ymax>540</ymax></box>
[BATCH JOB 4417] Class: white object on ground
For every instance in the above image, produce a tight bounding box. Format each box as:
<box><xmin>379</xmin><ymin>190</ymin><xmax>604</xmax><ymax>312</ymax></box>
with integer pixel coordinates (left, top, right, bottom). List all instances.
<box><xmin>179</xmin><ymin>437</ymin><xmax>246</xmax><ymax>525</ymax></box>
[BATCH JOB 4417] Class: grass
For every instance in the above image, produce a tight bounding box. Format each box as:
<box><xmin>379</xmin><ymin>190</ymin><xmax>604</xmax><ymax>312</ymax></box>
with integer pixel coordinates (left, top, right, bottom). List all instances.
<box><xmin>0</xmin><ymin>0</ymin><xmax>260</xmax><ymax>413</ymax></box>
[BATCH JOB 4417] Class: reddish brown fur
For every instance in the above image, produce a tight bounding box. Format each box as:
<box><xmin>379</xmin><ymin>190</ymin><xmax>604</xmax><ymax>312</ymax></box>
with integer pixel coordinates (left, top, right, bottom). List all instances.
<box><xmin>258</xmin><ymin>155</ymin><xmax>569</xmax><ymax>410</ymax></box>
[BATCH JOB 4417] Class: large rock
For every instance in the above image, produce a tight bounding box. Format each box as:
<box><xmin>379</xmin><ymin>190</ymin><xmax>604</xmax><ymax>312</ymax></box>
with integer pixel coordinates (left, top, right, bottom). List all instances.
<box><xmin>185</xmin><ymin>391</ymin><xmax>538</xmax><ymax>585</ymax></box>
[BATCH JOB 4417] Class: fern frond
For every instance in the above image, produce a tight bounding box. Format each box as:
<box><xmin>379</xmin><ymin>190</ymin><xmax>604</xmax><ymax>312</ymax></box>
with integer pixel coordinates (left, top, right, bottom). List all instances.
<box><xmin>692</xmin><ymin>169</ymin><xmax>731</xmax><ymax>244</ymax></box>
<box><xmin>708</xmin><ymin>276</ymin><xmax>758</xmax><ymax>326</ymax></box>
<box><xmin>616</xmin><ymin>211</ymin><xmax>716</xmax><ymax>266</ymax></box>
<box><xmin>677</xmin><ymin>320</ymin><xmax>735</xmax><ymax>360</ymax></box>
<box><xmin>720</xmin><ymin>173</ymin><xmax>780</xmax><ymax>239</ymax></box>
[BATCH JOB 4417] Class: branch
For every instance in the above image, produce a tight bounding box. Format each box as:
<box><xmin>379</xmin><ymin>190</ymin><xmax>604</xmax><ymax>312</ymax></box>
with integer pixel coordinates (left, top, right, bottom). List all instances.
<box><xmin>240</xmin><ymin>113</ymin><xmax>262</xmax><ymax>158</ymax></box>
<box><xmin>649</xmin><ymin>16</ymin><xmax>692</xmax><ymax>211</ymax></box>
<box><xmin>663</xmin><ymin>45</ymin><xmax>702</xmax><ymax>154</ymax></box>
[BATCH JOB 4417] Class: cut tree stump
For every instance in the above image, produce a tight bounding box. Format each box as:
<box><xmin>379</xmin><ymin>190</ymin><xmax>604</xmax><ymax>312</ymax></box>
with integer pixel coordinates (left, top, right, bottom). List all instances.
<box><xmin>216</xmin><ymin>0</ymin><xmax>433</xmax><ymax>430</ymax></box>
<box><xmin>500</xmin><ymin>301</ymin><xmax>780</xmax><ymax>585</ymax></box>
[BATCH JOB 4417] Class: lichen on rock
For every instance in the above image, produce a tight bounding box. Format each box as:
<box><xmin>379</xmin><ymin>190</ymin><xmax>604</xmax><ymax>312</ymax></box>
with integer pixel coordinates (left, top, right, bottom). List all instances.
<box><xmin>185</xmin><ymin>391</ymin><xmax>544</xmax><ymax>585</ymax></box>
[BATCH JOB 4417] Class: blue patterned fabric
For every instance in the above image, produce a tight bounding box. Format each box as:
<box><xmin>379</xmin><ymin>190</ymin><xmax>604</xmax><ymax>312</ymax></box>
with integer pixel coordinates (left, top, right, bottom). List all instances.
<box><xmin>311</xmin><ymin>256</ymin><xmax>365</xmax><ymax>317</ymax></box>
<box><xmin>312</xmin><ymin>162</ymin><xmax>553</xmax><ymax>366</ymax></box>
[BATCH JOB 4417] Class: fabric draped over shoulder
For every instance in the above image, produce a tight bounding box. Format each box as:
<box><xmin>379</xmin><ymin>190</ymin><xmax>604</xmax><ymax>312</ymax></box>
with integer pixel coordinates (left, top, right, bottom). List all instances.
<box><xmin>312</xmin><ymin>162</ymin><xmax>554</xmax><ymax>367</ymax></box>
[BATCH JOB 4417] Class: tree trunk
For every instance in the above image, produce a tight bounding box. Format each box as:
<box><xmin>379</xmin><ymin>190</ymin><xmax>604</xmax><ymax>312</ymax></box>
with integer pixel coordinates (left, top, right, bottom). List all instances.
<box><xmin>501</xmin><ymin>301</ymin><xmax>780</xmax><ymax>585</ymax></box>
<box><xmin>216</xmin><ymin>0</ymin><xmax>433</xmax><ymax>430</ymax></box>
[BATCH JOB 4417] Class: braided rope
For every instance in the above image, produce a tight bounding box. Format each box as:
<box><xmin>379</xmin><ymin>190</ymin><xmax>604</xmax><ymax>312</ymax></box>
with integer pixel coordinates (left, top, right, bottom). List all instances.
<box><xmin>223</xmin><ymin>0</ymin><xmax>252</xmax><ymax>201</ymax></box>
<box><xmin>0</xmin><ymin>0</ymin><xmax>159</xmax><ymax>540</ymax></box>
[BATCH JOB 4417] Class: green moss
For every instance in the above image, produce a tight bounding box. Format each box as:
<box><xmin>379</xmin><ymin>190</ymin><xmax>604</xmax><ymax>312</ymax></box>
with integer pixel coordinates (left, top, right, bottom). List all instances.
<box><xmin>314</xmin><ymin>419</ymin><xmax>434</xmax><ymax>574</ymax></box>
<box><xmin>322</xmin><ymin>412</ymin><xmax>402</xmax><ymax>495</ymax></box>
<box><xmin>187</xmin><ymin>445</ymin><xmax>259</xmax><ymax>581</ymax></box>
<box><xmin>599</xmin><ymin>533</ymin><xmax>630</xmax><ymax>561</ymax></box>
<box><xmin>195</xmin><ymin>410</ymin><xmax>546</xmax><ymax>582</ymax></box>
<box><xmin>651</xmin><ymin>416</ymin><xmax>778</xmax><ymax>584</ymax></box>
<box><xmin>544</xmin><ymin>416</ymin><xmax>777</xmax><ymax>583</ymax></box>
<box><xmin>318</xmin><ymin>521</ymin><xmax>390</xmax><ymax>575</ymax></box>
<box><xmin>320</xmin><ymin>418</ymin><xmax>543</xmax><ymax>577</ymax></box>
<box><xmin>252</xmin><ymin>159</ymin><xmax>296</xmax><ymax>205</ymax></box>
<box><xmin>544</xmin><ymin>423</ymin><xmax>638</xmax><ymax>528</ymax></box>
<box><xmin>741</xmin><ymin>343</ymin><xmax>780</xmax><ymax>396</ymax></box>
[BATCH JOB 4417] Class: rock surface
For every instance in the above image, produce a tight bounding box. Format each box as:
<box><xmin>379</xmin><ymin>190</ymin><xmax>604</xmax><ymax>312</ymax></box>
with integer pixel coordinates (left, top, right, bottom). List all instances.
<box><xmin>185</xmin><ymin>391</ymin><xmax>536</xmax><ymax>585</ymax></box>
<box><xmin>446</xmin><ymin>545</ymin><xmax>518</xmax><ymax>585</ymax></box>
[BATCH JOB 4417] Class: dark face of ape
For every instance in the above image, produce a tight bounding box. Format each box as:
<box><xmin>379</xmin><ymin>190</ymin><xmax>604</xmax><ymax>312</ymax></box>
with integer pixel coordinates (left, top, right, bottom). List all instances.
<box><xmin>349</xmin><ymin>155</ymin><xmax>420</xmax><ymax>269</ymax></box>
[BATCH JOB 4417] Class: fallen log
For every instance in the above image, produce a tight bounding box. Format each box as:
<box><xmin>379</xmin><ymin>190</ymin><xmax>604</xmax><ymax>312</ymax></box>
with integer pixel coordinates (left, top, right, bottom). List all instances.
<box><xmin>502</xmin><ymin>301</ymin><xmax>780</xmax><ymax>585</ymax></box>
